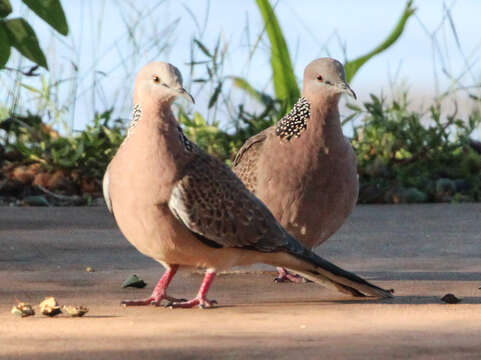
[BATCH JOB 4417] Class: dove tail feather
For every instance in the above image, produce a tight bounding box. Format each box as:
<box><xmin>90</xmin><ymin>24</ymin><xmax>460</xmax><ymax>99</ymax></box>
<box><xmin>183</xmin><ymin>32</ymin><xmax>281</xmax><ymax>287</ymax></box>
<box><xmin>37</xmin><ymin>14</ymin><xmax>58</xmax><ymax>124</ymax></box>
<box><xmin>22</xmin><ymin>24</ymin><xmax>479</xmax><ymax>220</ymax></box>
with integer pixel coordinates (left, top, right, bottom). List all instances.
<box><xmin>276</xmin><ymin>247</ymin><xmax>393</xmax><ymax>299</ymax></box>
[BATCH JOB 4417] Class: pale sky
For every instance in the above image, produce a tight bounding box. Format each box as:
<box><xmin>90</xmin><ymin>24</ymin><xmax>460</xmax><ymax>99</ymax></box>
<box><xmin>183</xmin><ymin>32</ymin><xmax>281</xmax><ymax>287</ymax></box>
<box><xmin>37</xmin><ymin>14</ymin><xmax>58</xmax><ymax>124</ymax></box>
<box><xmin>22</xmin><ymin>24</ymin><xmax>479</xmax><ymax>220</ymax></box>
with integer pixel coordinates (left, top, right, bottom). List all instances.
<box><xmin>2</xmin><ymin>0</ymin><xmax>481</xmax><ymax>134</ymax></box>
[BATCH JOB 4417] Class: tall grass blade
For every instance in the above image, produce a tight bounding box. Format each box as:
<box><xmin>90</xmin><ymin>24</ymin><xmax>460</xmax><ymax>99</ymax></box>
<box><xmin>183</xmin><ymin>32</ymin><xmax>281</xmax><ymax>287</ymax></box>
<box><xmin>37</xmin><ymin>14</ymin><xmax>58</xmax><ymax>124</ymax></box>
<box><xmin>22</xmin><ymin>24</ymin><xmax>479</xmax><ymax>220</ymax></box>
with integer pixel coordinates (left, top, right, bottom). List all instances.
<box><xmin>255</xmin><ymin>0</ymin><xmax>299</xmax><ymax>108</ymax></box>
<box><xmin>194</xmin><ymin>39</ymin><xmax>212</xmax><ymax>58</ymax></box>
<box><xmin>231</xmin><ymin>76</ymin><xmax>273</xmax><ymax>105</ymax></box>
<box><xmin>344</xmin><ymin>0</ymin><xmax>416</xmax><ymax>83</ymax></box>
<box><xmin>208</xmin><ymin>82</ymin><xmax>222</xmax><ymax>108</ymax></box>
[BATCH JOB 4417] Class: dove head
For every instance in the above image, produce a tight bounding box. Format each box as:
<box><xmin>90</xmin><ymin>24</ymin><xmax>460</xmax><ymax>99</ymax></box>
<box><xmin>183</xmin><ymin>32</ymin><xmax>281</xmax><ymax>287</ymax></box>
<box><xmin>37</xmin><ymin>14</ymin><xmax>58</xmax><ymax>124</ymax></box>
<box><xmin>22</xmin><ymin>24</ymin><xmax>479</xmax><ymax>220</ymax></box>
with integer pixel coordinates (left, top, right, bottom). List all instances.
<box><xmin>302</xmin><ymin>58</ymin><xmax>356</xmax><ymax>101</ymax></box>
<box><xmin>133</xmin><ymin>62</ymin><xmax>194</xmax><ymax>107</ymax></box>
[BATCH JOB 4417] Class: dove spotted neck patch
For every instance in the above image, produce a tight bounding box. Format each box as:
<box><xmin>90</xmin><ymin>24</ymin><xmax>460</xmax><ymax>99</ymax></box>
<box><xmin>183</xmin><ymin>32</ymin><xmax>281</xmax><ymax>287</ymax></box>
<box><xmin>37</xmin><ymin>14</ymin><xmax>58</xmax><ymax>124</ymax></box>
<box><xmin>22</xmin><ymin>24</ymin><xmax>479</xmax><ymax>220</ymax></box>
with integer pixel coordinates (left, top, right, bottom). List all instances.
<box><xmin>275</xmin><ymin>97</ymin><xmax>311</xmax><ymax>141</ymax></box>
<box><xmin>127</xmin><ymin>104</ymin><xmax>142</xmax><ymax>137</ymax></box>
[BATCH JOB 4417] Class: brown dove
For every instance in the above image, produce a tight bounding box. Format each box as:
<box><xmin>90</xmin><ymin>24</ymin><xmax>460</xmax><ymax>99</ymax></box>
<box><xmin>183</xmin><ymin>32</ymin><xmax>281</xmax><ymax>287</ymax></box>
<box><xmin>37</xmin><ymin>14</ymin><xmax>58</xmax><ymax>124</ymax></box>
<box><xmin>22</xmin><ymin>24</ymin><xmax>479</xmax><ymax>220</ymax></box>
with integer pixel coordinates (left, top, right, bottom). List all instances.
<box><xmin>233</xmin><ymin>58</ymin><xmax>359</xmax><ymax>282</ymax></box>
<box><xmin>103</xmin><ymin>61</ymin><xmax>392</xmax><ymax>308</ymax></box>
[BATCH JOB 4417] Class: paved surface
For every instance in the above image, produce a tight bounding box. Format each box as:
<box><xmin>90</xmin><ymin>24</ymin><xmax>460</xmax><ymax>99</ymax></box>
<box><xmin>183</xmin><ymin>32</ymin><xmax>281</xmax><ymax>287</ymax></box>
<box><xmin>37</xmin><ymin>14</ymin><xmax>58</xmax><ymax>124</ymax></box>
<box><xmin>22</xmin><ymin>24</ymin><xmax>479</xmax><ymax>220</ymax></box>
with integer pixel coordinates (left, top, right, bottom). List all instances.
<box><xmin>1</xmin><ymin>204</ymin><xmax>481</xmax><ymax>359</ymax></box>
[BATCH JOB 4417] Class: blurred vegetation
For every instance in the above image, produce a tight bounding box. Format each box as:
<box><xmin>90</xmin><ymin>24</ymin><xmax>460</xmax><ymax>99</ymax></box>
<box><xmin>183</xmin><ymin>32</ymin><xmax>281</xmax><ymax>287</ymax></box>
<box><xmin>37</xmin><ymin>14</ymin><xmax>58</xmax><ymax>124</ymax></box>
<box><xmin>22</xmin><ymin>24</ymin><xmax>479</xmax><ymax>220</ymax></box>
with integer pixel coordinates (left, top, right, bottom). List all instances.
<box><xmin>1</xmin><ymin>0</ymin><xmax>480</xmax><ymax>205</ymax></box>
<box><xmin>350</xmin><ymin>95</ymin><xmax>481</xmax><ymax>203</ymax></box>
<box><xmin>0</xmin><ymin>110</ymin><xmax>124</xmax><ymax>205</ymax></box>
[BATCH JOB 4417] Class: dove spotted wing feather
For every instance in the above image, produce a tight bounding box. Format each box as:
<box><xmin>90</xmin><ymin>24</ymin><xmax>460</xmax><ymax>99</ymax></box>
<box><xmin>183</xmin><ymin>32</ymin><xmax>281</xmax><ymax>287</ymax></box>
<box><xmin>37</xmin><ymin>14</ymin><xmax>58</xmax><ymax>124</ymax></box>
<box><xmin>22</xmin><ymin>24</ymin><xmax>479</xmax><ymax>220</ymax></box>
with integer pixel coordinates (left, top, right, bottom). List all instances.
<box><xmin>232</xmin><ymin>130</ymin><xmax>269</xmax><ymax>193</ymax></box>
<box><xmin>169</xmin><ymin>149</ymin><xmax>292</xmax><ymax>252</ymax></box>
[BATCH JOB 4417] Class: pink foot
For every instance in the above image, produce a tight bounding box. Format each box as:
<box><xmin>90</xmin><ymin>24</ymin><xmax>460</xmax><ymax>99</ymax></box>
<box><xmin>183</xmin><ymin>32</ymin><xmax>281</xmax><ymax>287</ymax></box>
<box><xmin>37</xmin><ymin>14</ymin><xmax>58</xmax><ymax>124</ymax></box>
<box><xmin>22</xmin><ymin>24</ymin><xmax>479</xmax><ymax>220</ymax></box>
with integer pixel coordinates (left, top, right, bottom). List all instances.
<box><xmin>274</xmin><ymin>267</ymin><xmax>309</xmax><ymax>283</ymax></box>
<box><xmin>169</xmin><ymin>270</ymin><xmax>218</xmax><ymax>309</ymax></box>
<box><xmin>121</xmin><ymin>265</ymin><xmax>185</xmax><ymax>307</ymax></box>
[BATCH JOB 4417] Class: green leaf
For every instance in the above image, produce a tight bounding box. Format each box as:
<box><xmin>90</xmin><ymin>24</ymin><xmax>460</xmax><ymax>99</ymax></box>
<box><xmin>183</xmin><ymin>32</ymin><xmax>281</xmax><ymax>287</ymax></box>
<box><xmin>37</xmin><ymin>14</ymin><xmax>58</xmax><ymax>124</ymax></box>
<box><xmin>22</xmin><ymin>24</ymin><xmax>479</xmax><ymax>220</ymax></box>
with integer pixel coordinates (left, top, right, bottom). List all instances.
<box><xmin>255</xmin><ymin>0</ymin><xmax>300</xmax><ymax>108</ymax></box>
<box><xmin>345</xmin><ymin>103</ymin><xmax>362</xmax><ymax>112</ymax></box>
<box><xmin>22</xmin><ymin>0</ymin><xmax>68</xmax><ymax>36</ymax></box>
<box><xmin>0</xmin><ymin>0</ymin><xmax>12</xmax><ymax>18</ymax></box>
<box><xmin>341</xmin><ymin>112</ymin><xmax>359</xmax><ymax>126</ymax></box>
<box><xmin>0</xmin><ymin>22</ymin><xmax>10</xmax><ymax>68</ymax></box>
<box><xmin>231</xmin><ymin>76</ymin><xmax>273</xmax><ymax>105</ymax></box>
<box><xmin>344</xmin><ymin>0</ymin><xmax>416</xmax><ymax>83</ymax></box>
<box><xmin>208</xmin><ymin>82</ymin><xmax>222</xmax><ymax>109</ymax></box>
<box><xmin>194</xmin><ymin>39</ymin><xmax>212</xmax><ymax>58</ymax></box>
<box><xmin>4</xmin><ymin>18</ymin><xmax>48</xmax><ymax>69</ymax></box>
<box><xmin>193</xmin><ymin>112</ymin><xmax>207</xmax><ymax>126</ymax></box>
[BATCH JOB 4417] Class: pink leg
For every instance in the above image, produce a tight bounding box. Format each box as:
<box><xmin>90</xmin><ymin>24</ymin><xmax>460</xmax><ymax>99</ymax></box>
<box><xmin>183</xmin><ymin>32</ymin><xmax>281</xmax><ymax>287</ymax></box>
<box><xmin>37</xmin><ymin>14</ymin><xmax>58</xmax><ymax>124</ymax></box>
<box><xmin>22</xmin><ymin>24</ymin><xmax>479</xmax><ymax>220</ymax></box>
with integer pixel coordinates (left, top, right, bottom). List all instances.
<box><xmin>169</xmin><ymin>270</ymin><xmax>217</xmax><ymax>309</ymax></box>
<box><xmin>121</xmin><ymin>265</ymin><xmax>186</xmax><ymax>306</ymax></box>
<box><xmin>274</xmin><ymin>267</ymin><xmax>308</xmax><ymax>283</ymax></box>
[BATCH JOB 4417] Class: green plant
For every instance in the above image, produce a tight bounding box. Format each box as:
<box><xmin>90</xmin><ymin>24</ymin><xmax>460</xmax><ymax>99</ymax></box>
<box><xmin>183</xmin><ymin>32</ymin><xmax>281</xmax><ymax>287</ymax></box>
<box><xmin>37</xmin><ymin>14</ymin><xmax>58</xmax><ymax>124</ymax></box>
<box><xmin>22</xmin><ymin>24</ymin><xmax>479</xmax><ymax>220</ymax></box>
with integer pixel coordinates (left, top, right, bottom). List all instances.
<box><xmin>178</xmin><ymin>109</ymin><xmax>233</xmax><ymax>162</ymax></box>
<box><xmin>1</xmin><ymin>0</ymin><xmax>479</xmax><ymax>207</ymax></box>
<box><xmin>352</xmin><ymin>95</ymin><xmax>481</xmax><ymax>203</ymax></box>
<box><xmin>182</xmin><ymin>37</ymin><xmax>285</xmax><ymax>163</ymax></box>
<box><xmin>1</xmin><ymin>109</ymin><xmax>125</xmax><ymax>180</ymax></box>
<box><xmin>181</xmin><ymin>0</ymin><xmax>416</xmax><ymax>164</ymax></box>
<box><xmin>0</xmin><ymin>0</ymin><xmax>68</xmax><ymax>69</ymax></box>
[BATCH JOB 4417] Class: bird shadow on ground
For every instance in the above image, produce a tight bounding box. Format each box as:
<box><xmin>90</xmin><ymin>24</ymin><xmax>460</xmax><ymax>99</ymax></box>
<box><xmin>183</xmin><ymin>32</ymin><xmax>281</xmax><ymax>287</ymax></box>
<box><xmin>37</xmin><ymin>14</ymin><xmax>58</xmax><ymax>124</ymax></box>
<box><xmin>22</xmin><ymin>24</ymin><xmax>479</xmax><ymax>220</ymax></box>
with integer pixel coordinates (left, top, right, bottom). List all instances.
<box><xmin>364</xmin><ymin>271</ymin><xmax>481</xmax><ymax>281</ymax></box>
<box><xmin>225</xmin><ymin>296</ymin><xmax>481</xmax><ymax>308</ymax></box>
<box><xmin>375</xmin><ymin>295</ymin><xmax>481</xmax><ymax>305</ymax></box>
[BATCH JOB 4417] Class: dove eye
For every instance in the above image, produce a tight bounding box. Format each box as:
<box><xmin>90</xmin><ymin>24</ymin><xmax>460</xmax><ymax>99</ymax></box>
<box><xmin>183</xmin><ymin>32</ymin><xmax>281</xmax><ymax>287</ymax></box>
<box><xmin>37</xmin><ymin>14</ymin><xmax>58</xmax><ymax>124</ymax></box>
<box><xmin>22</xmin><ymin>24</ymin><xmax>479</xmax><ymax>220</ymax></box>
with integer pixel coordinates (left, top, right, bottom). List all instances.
<box><xmin>152</xmin><ymin>75</ymin><xmax>160</xmax><ymax>83</ymax></box>
<box><xmin>316</xmin><ymin>75</ymin><xmax>323</xmax><ymax>82</ymax></box>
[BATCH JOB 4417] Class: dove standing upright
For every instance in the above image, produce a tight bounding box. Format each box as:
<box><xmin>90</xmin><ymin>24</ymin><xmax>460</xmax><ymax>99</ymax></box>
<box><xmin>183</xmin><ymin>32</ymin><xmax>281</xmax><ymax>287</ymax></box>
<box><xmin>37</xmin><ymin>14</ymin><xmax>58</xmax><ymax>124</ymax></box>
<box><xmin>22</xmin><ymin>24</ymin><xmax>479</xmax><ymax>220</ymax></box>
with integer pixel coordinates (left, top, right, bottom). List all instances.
<box><xmin>103</xmin><ymin>61</ymin><xmax>392</xmax><ymax>308</ymax></box>
<box><xmin>233</xmin><ymin>58</ymin><xmax>359</xmax><ymax>282</ymax></box>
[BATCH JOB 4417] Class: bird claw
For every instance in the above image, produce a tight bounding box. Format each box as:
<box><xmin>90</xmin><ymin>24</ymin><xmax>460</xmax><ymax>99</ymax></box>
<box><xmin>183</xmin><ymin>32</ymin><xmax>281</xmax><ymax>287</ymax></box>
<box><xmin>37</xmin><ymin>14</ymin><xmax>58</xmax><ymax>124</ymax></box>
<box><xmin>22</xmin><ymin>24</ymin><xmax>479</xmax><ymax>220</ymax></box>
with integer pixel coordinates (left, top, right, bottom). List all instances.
<box><xmin>121</xmin><ymin>294</ymin><xmax>186</xmax><ymax>307</ymax></box>
<box><xmin>199</xmin><ymin>299</ymin><xmax>217</xmax><ymax>309</ymax></box>
<box><xmin>274</xmin><ymin>273</ymin><xmax>309</xmax><ymax>283</ymax></box>
<box><xmin>168</xmin><ymin>297</ymin><xmax>218</xmax><ymax>309</ymax></box>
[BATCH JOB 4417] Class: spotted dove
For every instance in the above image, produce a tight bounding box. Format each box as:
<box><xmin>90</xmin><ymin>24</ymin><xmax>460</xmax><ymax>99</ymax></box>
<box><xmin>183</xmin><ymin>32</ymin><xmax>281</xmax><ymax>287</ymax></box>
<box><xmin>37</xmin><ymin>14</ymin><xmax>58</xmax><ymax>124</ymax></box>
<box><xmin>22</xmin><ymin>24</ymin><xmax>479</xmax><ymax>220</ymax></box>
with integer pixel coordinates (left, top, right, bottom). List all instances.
<box><xmin>103</xmin><ymin>61</ymin><xmax>392</xmax><ymax>308</ymax></box>
<box><xmin>233</xmin><ymin>58</ymin><xmax>359</xmax><ymax>282</ymax></box>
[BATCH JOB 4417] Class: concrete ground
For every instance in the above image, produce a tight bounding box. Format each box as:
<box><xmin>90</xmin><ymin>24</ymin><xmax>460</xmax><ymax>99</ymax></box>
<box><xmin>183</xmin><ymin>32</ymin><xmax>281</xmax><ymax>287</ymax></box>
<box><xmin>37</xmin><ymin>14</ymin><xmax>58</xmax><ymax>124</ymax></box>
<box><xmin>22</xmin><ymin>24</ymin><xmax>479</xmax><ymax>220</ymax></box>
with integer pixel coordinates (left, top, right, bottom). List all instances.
<box><xmin>1</xmin><ymin>204</ymin><xmax>481</xmax><ymax>359</ymax></box>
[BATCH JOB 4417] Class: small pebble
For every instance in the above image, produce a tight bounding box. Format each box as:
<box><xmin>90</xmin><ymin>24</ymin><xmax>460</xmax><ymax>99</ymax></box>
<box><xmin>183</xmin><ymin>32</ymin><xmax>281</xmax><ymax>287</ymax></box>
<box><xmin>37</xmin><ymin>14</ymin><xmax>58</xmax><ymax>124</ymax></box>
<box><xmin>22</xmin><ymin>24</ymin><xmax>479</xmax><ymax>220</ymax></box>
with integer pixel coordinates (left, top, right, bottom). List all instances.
<box><xmin>441</xmin><ymin>293</ymin><xmax>461</xmax><ymax>304</ymax></box>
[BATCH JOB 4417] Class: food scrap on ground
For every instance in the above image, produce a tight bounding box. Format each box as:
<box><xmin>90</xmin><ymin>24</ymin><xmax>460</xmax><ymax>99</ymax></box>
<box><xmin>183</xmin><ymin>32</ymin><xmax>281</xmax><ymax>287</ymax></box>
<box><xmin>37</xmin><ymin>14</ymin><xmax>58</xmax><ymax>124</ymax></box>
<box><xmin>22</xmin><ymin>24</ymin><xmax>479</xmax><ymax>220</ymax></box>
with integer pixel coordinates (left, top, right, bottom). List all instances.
<box><xmin>11</xmin><ymin>302</ymin><xmax>35</xmax><ymax>317</ymax></box>
<box><xmin>62</xmin><ymin>305</ymin><xmax>89</xmax><ymax>317</ymax></box>
<box><xmin>11</xmin><ymin>297</ymin><xmax>89</xmax><ymax>318</ymax></box>
<box><xmin>39</xmin><ymin>296</ymin><xmax>62</xmax><ymax>317</ymax></box>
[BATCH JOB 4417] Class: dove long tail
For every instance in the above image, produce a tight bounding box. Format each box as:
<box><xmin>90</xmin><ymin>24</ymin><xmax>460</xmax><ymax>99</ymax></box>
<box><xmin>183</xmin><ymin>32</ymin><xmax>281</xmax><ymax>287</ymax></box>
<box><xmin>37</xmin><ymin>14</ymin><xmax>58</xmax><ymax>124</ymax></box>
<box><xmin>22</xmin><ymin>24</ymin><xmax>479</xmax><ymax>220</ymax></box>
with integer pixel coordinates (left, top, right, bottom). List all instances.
<box><xmin>276</xmin><ymin>242</ymin><xmax>393</xmax><ymax>298</ymax></box>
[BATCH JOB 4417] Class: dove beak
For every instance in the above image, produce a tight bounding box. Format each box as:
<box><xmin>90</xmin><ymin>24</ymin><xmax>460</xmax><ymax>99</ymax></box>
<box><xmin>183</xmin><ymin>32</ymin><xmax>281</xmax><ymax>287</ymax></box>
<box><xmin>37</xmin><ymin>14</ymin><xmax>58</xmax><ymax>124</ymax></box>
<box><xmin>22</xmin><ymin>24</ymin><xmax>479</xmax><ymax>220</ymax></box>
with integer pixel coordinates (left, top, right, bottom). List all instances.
<box><xmin>177</xmin><ymin>88</ymin><xmax>195</xmax><ymax>104</ymax></box>
<box><xmin>337</xmin><ymin>82</ymin><xmax>357</xmax><ymax>100</ymax></box>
